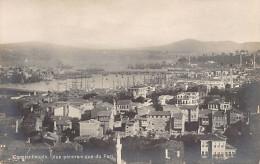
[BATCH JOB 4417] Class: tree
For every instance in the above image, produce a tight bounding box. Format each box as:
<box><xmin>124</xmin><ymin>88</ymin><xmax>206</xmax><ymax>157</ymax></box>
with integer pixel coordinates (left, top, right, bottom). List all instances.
<box><xmin>83</xmin><ymin>93</ymin><xmax>98</xmax><ymax>100</ymax></box>
<box><xmin>185</xmin><ymin>121</ymin><xmax>199</xmax><ymax>132</ymax></box>
<box><xmin>132</xmin><ymin>96</ymin><xmax>145</xmax><ymax>103</ymax></box>
<box><xmin>167</xmin><ymin>97</ymin><xmax>177</xmax><ymax>105</ymax></box>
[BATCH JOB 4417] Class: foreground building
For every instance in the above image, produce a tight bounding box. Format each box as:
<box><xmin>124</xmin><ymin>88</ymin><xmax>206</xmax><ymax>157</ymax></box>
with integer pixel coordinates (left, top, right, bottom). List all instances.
<box><xmin>197</xmin><ymin>134</ymin><xmax>236</xmax><ymax>160</ymax></box>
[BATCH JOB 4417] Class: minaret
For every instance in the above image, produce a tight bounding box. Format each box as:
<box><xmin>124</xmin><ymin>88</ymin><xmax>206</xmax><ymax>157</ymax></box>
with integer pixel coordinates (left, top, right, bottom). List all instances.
<box><xmin>230</xmin><ymin>64</ymin><xmax>233</xmax><ymax>88</ymax></box>
<box><xmin>116</xmin><ymin>133</ymin><xmax>122</xmax><ymax>164</ymax></box>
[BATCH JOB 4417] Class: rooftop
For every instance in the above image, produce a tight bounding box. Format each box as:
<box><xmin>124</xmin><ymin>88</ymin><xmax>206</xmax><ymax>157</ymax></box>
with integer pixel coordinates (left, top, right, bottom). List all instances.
<box><xmin>117</xmin><ymin>100</ymin><xmax>132</xmax><ymax>105</ymax></box>
<box><xmin>197</xmin><ymin>134</ymin><xmax>226</xmax><ymax>141</ymax></box>
<box><xmin>180</xmin><ymin>105</ymin><xmax>198</xmax><ymax>110</ymax></box>
<box><xmin>147</xmin><ymin>111</ymin><xmax>171</xmax><ymax>116</ymax></box>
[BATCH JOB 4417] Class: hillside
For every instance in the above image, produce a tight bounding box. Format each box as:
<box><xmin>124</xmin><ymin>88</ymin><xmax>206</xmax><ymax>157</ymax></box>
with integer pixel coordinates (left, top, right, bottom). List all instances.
<box><xmin>145</xmin><ymin>39</ymin><xmax>260</xmax><ymax>53</ymax></box>
<box><xmin>0</xmin><ymin>40</ymin><xmax>259</xmax><ymax>69</ymax></box>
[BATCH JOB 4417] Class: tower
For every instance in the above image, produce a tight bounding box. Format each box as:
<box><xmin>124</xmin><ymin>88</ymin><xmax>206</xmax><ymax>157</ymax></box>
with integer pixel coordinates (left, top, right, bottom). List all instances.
<box><xmin>230</xmin><ymin>64</ymin><xmax>233</xmax><ymax>89</ymax></box>
<box><xmin>116</xmin><ymin>133</ymin><xmax>122</xmax><ymax>164</ymax></box>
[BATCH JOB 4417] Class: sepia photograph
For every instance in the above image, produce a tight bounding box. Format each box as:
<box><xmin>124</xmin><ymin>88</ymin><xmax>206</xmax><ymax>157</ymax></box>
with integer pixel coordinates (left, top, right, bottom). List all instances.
<box><xmin>0</xmin><ymin>0</ymin><xmax>260</xmax><ymax>163</ymax></box>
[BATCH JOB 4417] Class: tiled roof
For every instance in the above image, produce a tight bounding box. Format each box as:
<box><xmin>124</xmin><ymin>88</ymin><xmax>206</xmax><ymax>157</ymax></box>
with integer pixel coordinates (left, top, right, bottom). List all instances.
<box><xmin>172</xmin><ymin>113</ymin><xmax>183</xmax><ymax>119</ymax></box>
<box><xmin>117</xmin><ymin>100</ymin><xmax>132</xmax><ymax>105</ymax></box>
<box><xmin>134</xmin><ymin>115</ymin><xmax>147</xmax><ymax>121</ymax></box>
<box><xmin>225</xmin><ymin>143</ymin><xmax>236</xmax><ymax>150</ymax></box>
<box><xmin>97</xmin><ymin>111</ymin><xmax>111</xmax><ymax>117</ymax></box>
<box><xmin>147</xmin><ymin>111</ymin><xmax>171</xmax><ymax>116</ymax></box>
<box><xmin>180</xmin><ymin>105</ymin><xmax>198</xmax><ymax>110</ymax></box>
<box><xmin>212</xmin><ymin>111</ymin><xmax>225</xmax><ymax>117</ymax></box>
<box><xmin>208</xmin><ymin>99</ymin><xmax>221</xmax><ymax>104</ymax></box>
<box><xmin>197</xmin><ymin>134</ymin><xmax>226</xmax><ymax>141</ymax></box>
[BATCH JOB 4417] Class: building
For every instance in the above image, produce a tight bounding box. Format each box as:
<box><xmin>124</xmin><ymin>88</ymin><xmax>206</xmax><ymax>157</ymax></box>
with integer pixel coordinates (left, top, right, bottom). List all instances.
<box><xmin>164</xmin><ymin>140</ymin><xmax>185</xmax><ymax>164</ymax></box>
<box><xmin>177</xmin><ymin>92</ymin><xmax>199</xmax><ymax>105</ymax></box>
<box><xmin>128</xmin><ymin>86</ymin><xmax>148</xmax><ymax>99</ymax></box>
<box><xmin>22</xmin><ymin>116</ymin><xmax>43</xmax><ymax>134</ymax></box>
<box><xmin>198</xmin><ymin>85</ymin><xmax>208</xmax><ymax>98</ymax></box>
<box><xmin>227</xmin><ymin>108</ymin><xmax>243</xmax><ymax>125</ymax></box>
<box><xmin>133</xmin><ymin>115</ymin><xmax>147</xmax><ymax>136</ymax></box>
<box><xmin>180</xmin><ymin>105</ymin><xmax>199</xmax><ymax>122</ymax></box>
<box><xmin>197</xmin><ymin>80</ymin><xmax>225</xmax><ymax>91</ymax></box>
<box><xmin>171</xmin><ymin>113</ymin><xmax>185</xmax><ymax>135</ymax></box>
<box><xmin>158</xmin><ymin>95</ymin><xmax>174</xmax><ymax>105</ymax></box>
<box><xmin>116</xmin><ymin>100</ymin><xmax>132</xmax><ymax>113</ymax></box>
<box><xmin>125</xmin><ymin>119</ymin><xmax>139</xmax><ymax>136</ymax></box>
<box><xmin>198</xmin><ymin>109</ymin><xmax>212</xmax><ymax>134</ymax></box>
<box><xmin>146</xmin><ymin>111</ymin><xmax>171</xmax><ymax>134</ymax></box>
<box><xmin>197</xmin><ymin>134</ymin><xmax>236</xmax><ymax>160</ymax></box>
<box><xmin>212</xmin><ymin>111</ymin><xmax>228</xmax><ymax>132</ymax></box>
<box><xmin>208</xmin><ymin>99</ymin><xmax>231</xmax><ymax>111</ymax></box>
<box><xmin>53</xmin><ymin>102</ymin><xmax>82</xmax><ymax>119</ymax></box>
<box><xmin>43</xmin><ymin>132</ymin><xmax>59</xmax><ymax>146</ymax></box>
<box><xmin>97</xmin><ymin>110</ymin><xmax>114</xmax><ymax>134</ymax></box>
<box><xmin>79</xmin><ymin>119</ymin><xmax>103</xmax><ymax>138</ymax></box>
<box><xmin>51</xmin><ymin>116</ymin><xmax>72</xmax><ymax>132</ymax></box>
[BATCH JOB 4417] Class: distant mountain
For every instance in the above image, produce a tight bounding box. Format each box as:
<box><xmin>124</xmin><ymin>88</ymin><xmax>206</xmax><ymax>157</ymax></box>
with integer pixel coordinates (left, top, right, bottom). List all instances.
<box><xmin>142</xmin><ymin>39</ymin><xmax>260</xmax><ymax>53</ymax></box>
<box><xmin>0</xmin><ymin>39</ymin><xmax>259</xmax><ymax>68</ymax></box>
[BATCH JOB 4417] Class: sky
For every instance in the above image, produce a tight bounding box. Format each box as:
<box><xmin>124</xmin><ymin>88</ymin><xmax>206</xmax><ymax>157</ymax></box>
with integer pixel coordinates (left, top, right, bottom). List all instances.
<box><xmin>0</xmin><ymin>0</ymin><xmax>260</xmax><ymax>49</ymax></box>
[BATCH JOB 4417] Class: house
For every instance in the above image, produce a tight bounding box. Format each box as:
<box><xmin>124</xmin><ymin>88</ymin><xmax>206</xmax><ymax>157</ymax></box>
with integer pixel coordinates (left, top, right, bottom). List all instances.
<box><xmin>97</xmin><ymin>110</ymin><xmax>114</xmax><ymax>134</ymax></box>
<box><xmin>134</xmin><ymin>115</ymin><xmax>148</xmax><ymax>136</ymax></box>
<box><xmin>53</xmin><ymin>102</ymin><xmax>82</xmax><ymax>119</ymax></box>
<box><xmin>212</xmin><ymin>111</ymin><xmax>228</xmax><ymax>132</ymax></box>
<box><xmin>79</xmin><ymin>119</ymin><xmax>103</xmax><ymax>138</ymax></box>
<box><xmin>67</xmin><ymin>98</ymin><xmax>94</xmax><ymax>111</ymax></box>
<box><xmin>227</xmin><ymin>108</ymin><xmax>243</xmax><ymax>125</ymax></box>
<box><xmin>136</xmin><ymin>106</ymin><xmax>156</xmax><ymax>116</ymax></box>
<box><xmin>180</xmin><ymin>105</ymin><xmax>199</xmax><ymax>122</ymax></box>
<box><xmin>51</xmin><ymin>116</ymin><xmax>72</xmax><ymax>132</ymax></box>
<box><xmin>208</xmin><ymin>99</ymin><xmax>231</xmax><ymax>111</ymax></box>
<box><xmin>91</xmin><ymin>102</ymin><xmax>114</xmax><ymax>119</ymax></box>
<box><xmin>43</xmin><ymin>132</ymin><xmax>59</xmax><ymax>146</ymax></box>
<box><xmin>177</xmin><ymin>92</ymin><xmax>199</xmax><ymax>105</ymax></box>
<box><xmin>197</xmin><ymin>80</ymin><xmax>225</xmax><ymax>91</ymax></box>
<box><xmin>164</xmin><ymin>140</ymin><xmax>185</xmax><ymax>164</ymax></box>
<box><xmin>198</xmin><ymin>85</ymin><xmax>208</xmax><ymax>98</ymax></box>
<box><xmin>125</xmin><ymin>119</ymin><xmax>138</xmax><ymax>136</ymax></box>
<box><xmin>0</xmin><ymin>117</ymin><xmax>20</xmax><ymax>135</ymax></box>
<box><xmin>146</xmin><ymin>111</ymin><xmax>171</xmax><ymax>134</ymax></box>
<box><xmin>22</xmin><ymin>115</ymin><xmax>43</xmax><ymax>134</ymax></box>
<box><xmin>171</xmin><ymin>113</ymin><xmax>185</xmax><ymax>135</ymax></box>
<box><xmin>158</xmin><ymin>95</ymin><xmax>174</xmax><ymax>105</ymax></box>
<box><xmin>116</xmin><ymin>100</ymin><xmax>132</xmax><ymax>113</ymax></box>
<box><xmin>198</xmin><ymin>109</ymin><xmax>212</xmax><ymax>134</ymax></box>
<box><xmin>128</xmin><ymin>85</ymin><xmax>148</xmax><ymax>99</ymax></box>
<box><xmin>197</xmin><ymin>134</ymin><xmax>236</xmax><ymax>160</ymax></box>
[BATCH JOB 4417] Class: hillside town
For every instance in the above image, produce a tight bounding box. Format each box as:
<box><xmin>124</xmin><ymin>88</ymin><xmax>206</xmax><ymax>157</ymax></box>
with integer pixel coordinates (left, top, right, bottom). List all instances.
<box><xmin>0</xmin><ymin>51</ymin><xmax>260</xmax><ymax>164</ymax></box>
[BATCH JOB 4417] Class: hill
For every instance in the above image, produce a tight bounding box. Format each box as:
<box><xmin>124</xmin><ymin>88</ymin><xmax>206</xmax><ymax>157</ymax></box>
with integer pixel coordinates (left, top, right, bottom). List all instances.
<box><xmin>144</xmin><ymin>39</ymin><xmax>260</xmax><ymax>53</ymax></box>
<box><xmin>0</xmin><ymin>40</ymin><xmax>259</xmax><ymax>69</ymax></box>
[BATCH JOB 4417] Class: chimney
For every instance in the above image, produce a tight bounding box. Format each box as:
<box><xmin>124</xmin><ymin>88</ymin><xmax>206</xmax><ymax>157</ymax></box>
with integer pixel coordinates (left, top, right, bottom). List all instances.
<box><xmin>230</xmin><ymin>64</ymin><xmax>233</xmax><ymax>89</ymax></box>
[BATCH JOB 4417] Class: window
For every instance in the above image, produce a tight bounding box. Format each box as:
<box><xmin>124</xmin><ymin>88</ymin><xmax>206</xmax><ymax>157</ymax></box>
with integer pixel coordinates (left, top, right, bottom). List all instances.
<box><xmin>202</xmin><ymin>151</ymin><xmax>204</xmax><ymax>156</ymax></box>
